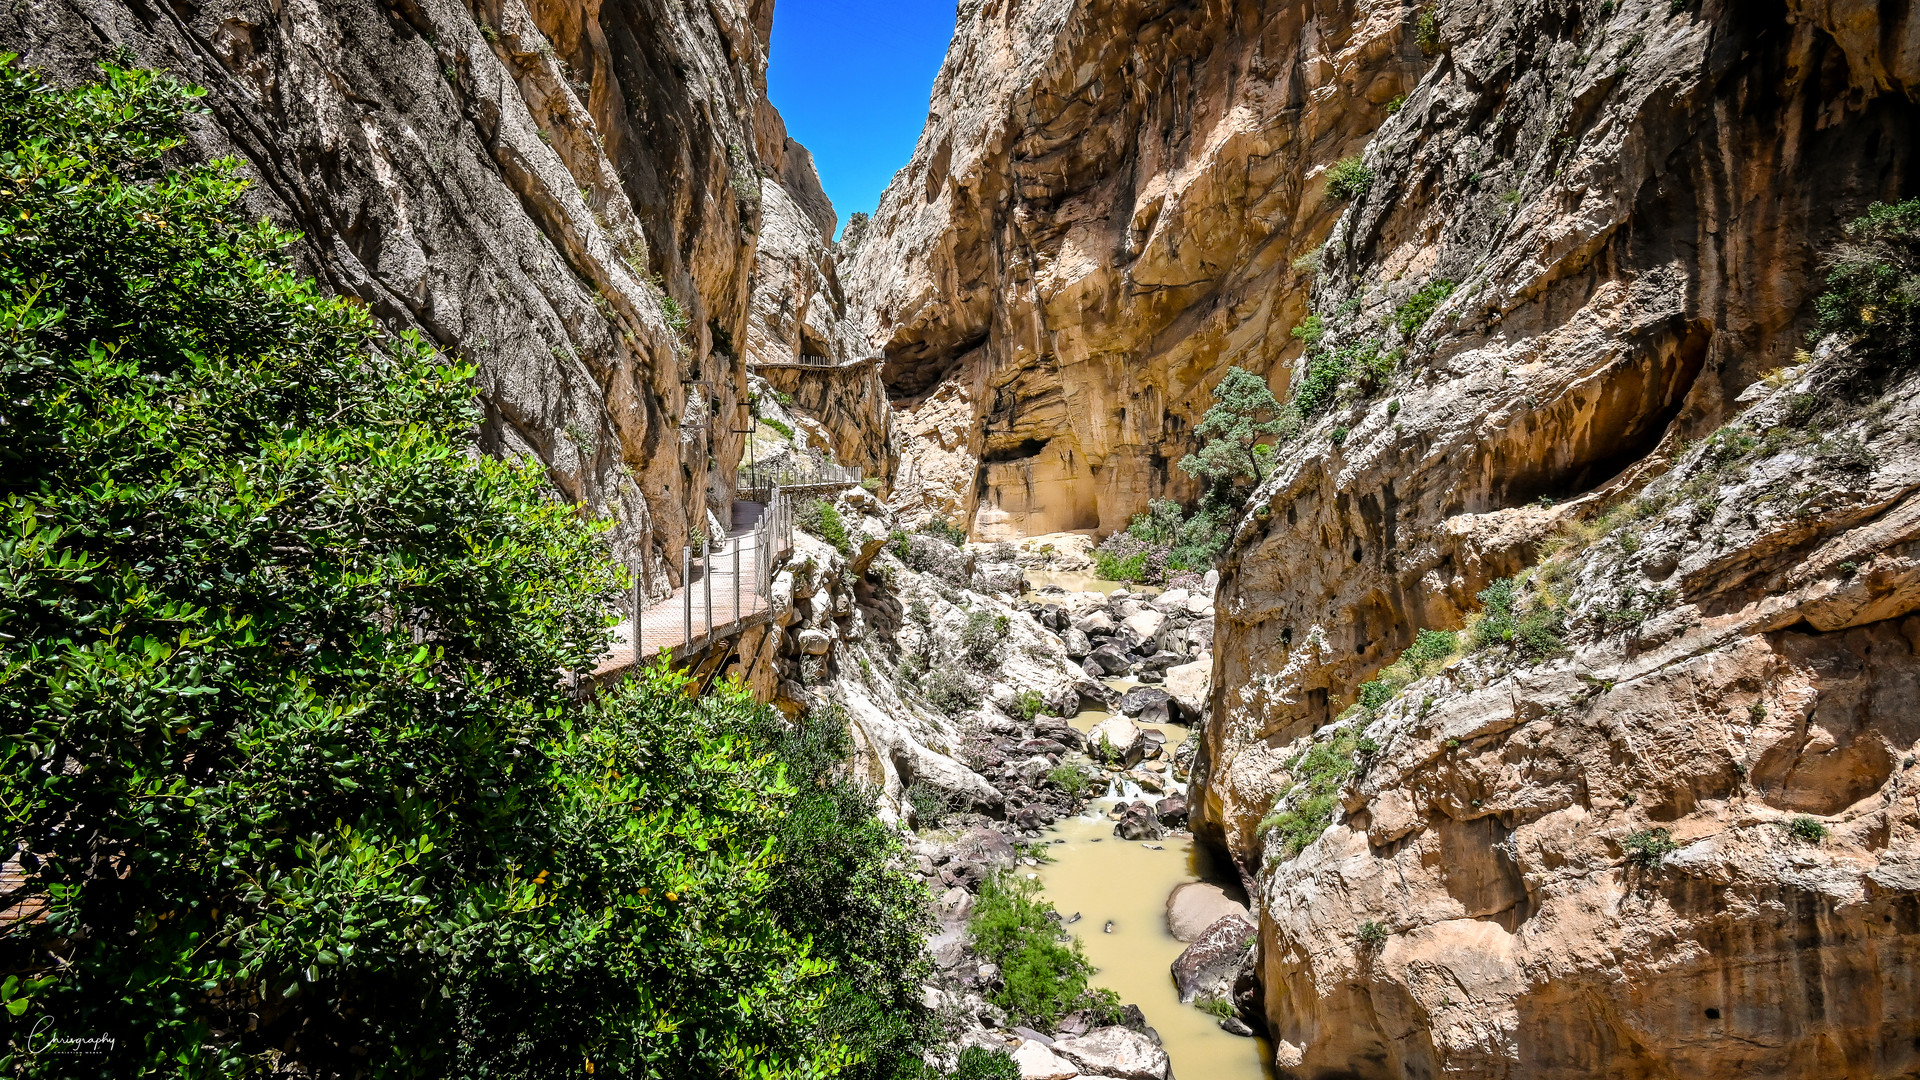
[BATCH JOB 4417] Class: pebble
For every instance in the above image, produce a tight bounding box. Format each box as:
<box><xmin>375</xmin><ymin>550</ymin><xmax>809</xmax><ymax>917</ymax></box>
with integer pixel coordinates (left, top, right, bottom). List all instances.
<box><xmin>1103</xmin><ymin>921</ymin><xmax>1115</xmax><ymax>934</ymax></box>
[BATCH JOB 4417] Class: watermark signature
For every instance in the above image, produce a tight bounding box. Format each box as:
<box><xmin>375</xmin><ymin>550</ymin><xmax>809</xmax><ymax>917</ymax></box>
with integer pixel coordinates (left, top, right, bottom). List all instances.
<box><xmin>23</xmin><ymin>1017</ymin><xmax>115</xmax><ymax>1056</ymax></box>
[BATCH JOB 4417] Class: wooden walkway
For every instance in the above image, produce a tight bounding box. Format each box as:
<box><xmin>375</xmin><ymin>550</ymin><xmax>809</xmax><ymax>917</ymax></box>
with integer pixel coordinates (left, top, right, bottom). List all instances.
<box><xmin>590</xmin><ymin>501</ymin><xmax>776</xmax><ymax>680</ymax></box>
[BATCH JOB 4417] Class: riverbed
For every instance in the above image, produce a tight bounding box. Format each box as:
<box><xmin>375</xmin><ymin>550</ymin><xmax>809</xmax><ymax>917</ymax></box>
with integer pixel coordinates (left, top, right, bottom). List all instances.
<box><xmin>1019</xmin><ymin>567</ymin><xmax>1272</xmax><ymax>1079</ymax></box>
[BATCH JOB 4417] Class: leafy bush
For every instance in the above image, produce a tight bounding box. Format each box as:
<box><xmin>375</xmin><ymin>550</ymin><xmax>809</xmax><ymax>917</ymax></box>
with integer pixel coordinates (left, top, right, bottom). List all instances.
<box><xmin>921</xmin><ymin>518</ymin><xmax>969</xmax><ymax>546</ymax></box>
<box><xmin>967</xmin><ymin>875</ymin><xmax>1105</xmax><ymax>1028</ymax></box>
<box><xmin>962</xmin><ymin>609</ymin><xmax>1012</xmax><ymax>669</ymax></box>
<box><xmin>763</xmin><ymin>415</ymin><xmax>797</xmax><ymax>440</ymax></box>
<box><xmin>1786</xmin><ymin>816</ymin><xmax>1830</xmax><ymax>844</ymax></box>
<box><xmin>949</xmin><ymin>1046</ymin><xmax>1021</xmax><ymax>1080</ymax></box>
<box><xmin>1357</xmin><ymin>628</ymin><xmax>1459</xmax><ymax>710</ymax></box>
<box><xmin>923</xmin><ymin>666</ymin><xmax>982</xmax><ymax>718</ymax></box>
<box><xmin>1197</xmin><ymin>994</ymin><xmax>1235</xmax><ymax>1019</ymax></box>
<box><xmin>1259</xmin><ymin>731</ymin><xmax>1362</xmax><ymax>862</ymax></box>
<box><xmin>1392</xmin><ymin>279</ymin><xmax>1456</xmax><ymax>338</ymax></box>
<box><xmin>1093</xmin><ymin>497</ymin><xmax>1235</xmax><ymax>584</ymax></box>
<box><xmin>1470</xmin><ymin>576</ymin><xmax>1566</xmax><ymax>661</ymax></box>
<box><xmin>0</xmin><ymin>57</ymin><xmax>929</xmax><ymax>1079</ymax></box>
<box><xmin>1415</xmin><ymin>6</ymin><xmax>1442</xmax><ymax>53</ymax></box>
<box><xmin>1815</xmin><ymin>198</ymin><xmax>1919</xmax><ymax>381</ymax></box>
<box><xmin>1014</xmin><ymin>689</ymin><xmax>1048</xmax><ymax>721</ymax></box>
<box><xmin>1326</xmin><ymin>156</ymin><xmax>1375</xmax><ymax>201</ymax></box>
<box><xmin>799</xmin><ymin>496</ymin><xmax>852</xmax><ymax>553</ymax></box>
<box><xmin>1357</xmin><ymin>921</ymin><xmax>1389</xmax><ymax>949</ymax></box>
<box><xmin>1623</xmin><ymin>827</ymin><xmax>1679</xmax><ymax>866</ymax></box>
<box><xmin>902</xmin><ymin>531</ymin><xmax>972</xmax><ymax>586</ymax></box>
<box><xmin>1047</xmin><ymin>764</ymin><xmax>1093</xmax><ymax>799</ymax></box>
<box><xmin>906</xmin><ymin>780</ymin><xmax>953</xmax><ymax>829</ymax></box>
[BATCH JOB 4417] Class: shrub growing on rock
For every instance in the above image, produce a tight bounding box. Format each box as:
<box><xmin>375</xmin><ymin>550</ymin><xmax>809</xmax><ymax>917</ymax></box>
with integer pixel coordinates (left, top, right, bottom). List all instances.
<box><xmin>1326</xmin><ymin>155</ymin><xmax>1375</xmax><ymax>201</ymax></box>
<box><xmin>799</xmin><ymin>496</ymin><xmax>852</xmax><ymax>553</ymax></box>
<box><xmin>967</xmin><ymin>874</ymin><xmax>1109</xmax><ymax>1028</ymax></box>
<box><xmin>1177</xmin><ymin>366</ymin><xmax>1295</xmax><ymax>487</ymax></box>
<box><xmin>1623</xmin><ymin>827</ymin><xmax>1679</xmax><ymax>867</ymax></box>
<box><xmin>1259</xmin><ymin>731</ymin><xmax>1363</xmax><ymax>863</ymax></box>
<box><xmin>1815</xmin><ymin>197</ymin><xmax>1919</xmax><ymax>380</ymax></box>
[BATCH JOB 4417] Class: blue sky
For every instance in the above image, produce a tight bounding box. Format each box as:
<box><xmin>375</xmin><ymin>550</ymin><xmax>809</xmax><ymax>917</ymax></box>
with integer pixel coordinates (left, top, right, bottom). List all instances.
<box><xmin>768</xmin><ymin>0</ymin><xmax>957</xmax><ymax>237</ymax></box>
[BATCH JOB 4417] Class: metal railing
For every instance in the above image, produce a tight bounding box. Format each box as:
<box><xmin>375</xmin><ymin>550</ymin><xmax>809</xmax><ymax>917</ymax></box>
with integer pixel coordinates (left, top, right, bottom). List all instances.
<box><xmin>738</xmin><ymin>461</ymin><xmax>862</xmax><ymax>503</ymax></box>
<box><xmin>747</xmin><ymin>353</ymin><xmax>883</xmax><ymax>370</ymax></box>
<box><xmin>629</xmin><ymin>487</ymin><xmax>797</xmax><ymax>662</ymax></box>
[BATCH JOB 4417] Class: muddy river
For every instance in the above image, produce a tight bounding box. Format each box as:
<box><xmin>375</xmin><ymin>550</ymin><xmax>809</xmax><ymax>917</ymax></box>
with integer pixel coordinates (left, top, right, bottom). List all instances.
<box><xmin>1015</xmin><ymin>563</ymin><xmax>1273</xmax><ymax>1079</ymax></box>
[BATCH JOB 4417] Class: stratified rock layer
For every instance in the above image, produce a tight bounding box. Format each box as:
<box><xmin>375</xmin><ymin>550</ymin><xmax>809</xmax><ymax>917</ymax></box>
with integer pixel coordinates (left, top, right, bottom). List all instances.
<box><xmin>858</xmin><ymin>0</ymin><xmax>1920</xmax><ymax>1075</ymax></box>
<box><xmin>12</xmin><ymin>0</ymin><xmax>817</xmax><ymax>594</ymax></box>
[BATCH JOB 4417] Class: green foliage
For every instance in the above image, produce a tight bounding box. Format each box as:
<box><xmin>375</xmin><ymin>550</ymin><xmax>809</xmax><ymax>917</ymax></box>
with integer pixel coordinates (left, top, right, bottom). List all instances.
<box><xmin>1786</xmin><ymin>816</ymin><xmax>1830</xmax><ymax>844</ymax></box>
<box><xmin>863</xmin><ymin>476</ymin><xmax>883</xmax><ymax>492</ymax></box>
<box><xmin>949</xmin><ymin>1046</ymin><xmax>1021</xmax><ymax>1080</ymax></box>
<box><xmin>920</xmin><ymin>519</ymin><xmax>969</xmax><ymax>546</ymax></box>
<box><xmin>763</xmin><ymin>416</ymin><xmax>797</xmax><ymax>441</ymax></box>
<box><xmin>1623</xmin><ymin>828</ymin><xmax>1679</xmax><ymax>867</ymax></box>
<box><xmin>923</xmin><ymin>666</ymin><xmax>982</xmax><ymax>718</ymax></box>
<box><xmin>0</xmin><ymin>57</ymin><xmax>927</xmax><ymax>1079</ymax></box>
<box><xmin>1014</xmin><ymin>689</ymin><xmax>1048</xmax><ymax>722</ymax></box>
<box><xmin>967</xmin><ymin>875</ymin><xmax>1102</xmax><ymax>1028</ymax></box>
<box><xmin>1047</xmin><ymin>764</ymin><xmax>1092</xmax><ymax>799</ymax></box>
<box><xmin>799</xmin><ymin>496</ymin><xmax>851</xmax><ymax>553</ymax></box>
<box><xmin>1093</xmin><ymin>496</ymin><xmax>1235</xmax><ymax>584</ymax></box>
<box><xmin>1259</xmin><ymin>731</ymin><xmax>1362</xmax><ymax>863</ymax></box>
<box><xmin>1197</xmin><ymin>994</ymin><xmax>1235</xmax><ymax>1019</ymax></box>
<box><xmin>1325</xmin><ymin>156</ymin><xmax>1375</xmax><ymax>202</ymax></box>
<box><xmin>962</xmin><ymin>609</ymin><xmax>1011</xmax><ymax>670</ymax></box>
<box><xmin>1470</xmin><ymin>576</ymin><xmax>1566</xmax><ymax>661</ymax></box>
<box><xmin>905</xmin><ymin>780</ymin><xmax>953</xmax><ymax>829</ymax></box>
<box><xmin>1357</xmin><ymin>628</ymin><xmax>1459</xmax><ymax>711</ymax></box>
<box><xmin>1815</xmin><ymin>198</ymin><xmax>1920</xmax><ymax>380</ymax></box>
<box><xmin>1415</xmin><ymin>6</ymin><xmax>1442</xmax><ymax>53</ymax></box>
<box><xmin>1177</xmin><ymin>366</ymin><xmax>1297</xmax><ymax>488</ymax></box>
<box><xmin>1392</xmin><ymin>279</ymin><xmax>1456</xmax><ymax>338</ymax></box>
<box><xmin>1356</xmin><ymin>921</ymin><xmax>1389</xmax><ymax>948</ymax></box>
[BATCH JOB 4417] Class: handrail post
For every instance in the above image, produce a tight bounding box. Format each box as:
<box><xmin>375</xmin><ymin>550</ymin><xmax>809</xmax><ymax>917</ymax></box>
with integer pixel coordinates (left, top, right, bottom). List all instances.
<box><xmin>733</xmin><ymin>533</ymin><xmax>741</xmax><ymax>627</ymax></box>
<box><xmin>682</xmin><ymin>545</ymin><xmax>691</xmax><ymax>654</ymax></box>
<box><xmin>633</xmin><ymin>558</ymin><xmax>643</xmax><ymax>662</ymax></box>
<box><xmin>703</xmin><ymin>542</ymin><xmax>712</xmax><ymax>646</ymax></box>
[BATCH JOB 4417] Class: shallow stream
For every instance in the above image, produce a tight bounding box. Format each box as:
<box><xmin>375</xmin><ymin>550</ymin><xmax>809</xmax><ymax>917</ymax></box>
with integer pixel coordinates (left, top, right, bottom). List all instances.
<box><xmin>1018</xmin><ymin>566</ymin><xmax>1272</xmax><ymax>1079</ymax></box>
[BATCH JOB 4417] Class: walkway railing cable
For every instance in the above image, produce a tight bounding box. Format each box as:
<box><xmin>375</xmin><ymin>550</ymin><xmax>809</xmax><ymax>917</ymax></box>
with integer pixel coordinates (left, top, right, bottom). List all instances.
<box><xmin>627</xmin><ymin>487</ymin><xmax>796</xmax><ymax>667</ymax></box>
<box><xmin>738</xmin><ymin>461</ymin><xmax>861</xmax><ymax>504</ymax></box>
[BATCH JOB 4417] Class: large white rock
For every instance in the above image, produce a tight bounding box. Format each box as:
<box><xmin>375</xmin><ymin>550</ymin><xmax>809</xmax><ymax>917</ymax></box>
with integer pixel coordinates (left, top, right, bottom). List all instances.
<box><xmin>1121</xmin><ymin>608</ymin><xmax>1166</xmax><ymax>649</ymax></box>
<box><xmin>1164</xmin><ymin>654</ymin><xmax>1212</xmax><ymax>716</ymax></box>
<box><xmin>1074</xmin><ymin>610</ymin><xmax>1116</xmax><ymax>635</ymax></box>
<box><xmin>1086</xmin><ymin>714</ymin><xmax>1145</xmax><ymax>765</ymax></box>
<box><xmin>1051</xmin><ymin>1026</ymin><xmax>1170</xmax><ymax>1080</ymax></box>
<box><xmin>1149</xmin><ymin>587</ymin><xmax>1190</xmax><ymax>612</ymax></box>
<box><xmin>796</xmin><ymin>628</ymin><xmax>832</xmax><ymax>655</ymax></box>
<box><xmin>1165</xmin><ymin>880</ymin><xmax>1251</xmax><ymax>941</ymax></box>
<box><xmin>1012</xmin><ymin>1038</ymin><xmax>1079</xmax><ymax>1080</ymax></box>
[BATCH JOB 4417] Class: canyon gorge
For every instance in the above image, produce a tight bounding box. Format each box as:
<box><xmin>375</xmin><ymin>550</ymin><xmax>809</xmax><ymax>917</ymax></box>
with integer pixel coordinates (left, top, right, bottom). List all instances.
<box><xmin>9</xmin><ymin>0</ymin><xmax>1917</xmax><ymax>1077</ymax></box>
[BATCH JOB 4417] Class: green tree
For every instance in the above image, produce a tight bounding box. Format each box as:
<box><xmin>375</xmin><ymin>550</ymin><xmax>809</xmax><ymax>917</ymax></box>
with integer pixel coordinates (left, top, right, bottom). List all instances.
<box><xmin>0</xmin><ymin>56</ymin><xmax>928</xmax><ymax>1078</ymax></box>
<box><xmin>1816</xmin><ymin>198</ymin><xmax>1919</xmax><ymax>379</ymax></box>
<box><xmin>1177</xmin><ymin>367</ymin><xmax>1297</xmax><ymax>488</ymax></box>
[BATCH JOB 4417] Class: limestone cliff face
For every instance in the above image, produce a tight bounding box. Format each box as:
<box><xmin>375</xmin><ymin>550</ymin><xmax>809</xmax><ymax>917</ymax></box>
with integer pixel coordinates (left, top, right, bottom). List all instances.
<box><xmin>12</xmin><ymin>0</ymin><xmax>824</xmax><ymax>596</ymax></box>
<box><xmin>860</xmin><ymin>0</ymin><xmax>1920</xmax><ymax>1074</ymax></box>
<box><xmin>846</xmin><ymin>0</ymin><xmax>1432</xmax><ymax>536</ymax></box>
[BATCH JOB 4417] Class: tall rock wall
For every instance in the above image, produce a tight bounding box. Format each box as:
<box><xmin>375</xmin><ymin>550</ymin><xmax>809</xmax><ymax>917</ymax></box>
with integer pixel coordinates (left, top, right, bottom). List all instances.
<box><xmin>857</xmin><ymin>0</ymin><xmax>1920</xmax><ymax>1075</ymax></box>
<box><xmin>11</xmin><ymin>0</ymin><xmax>829</xmax><ymax>595</ymax></box>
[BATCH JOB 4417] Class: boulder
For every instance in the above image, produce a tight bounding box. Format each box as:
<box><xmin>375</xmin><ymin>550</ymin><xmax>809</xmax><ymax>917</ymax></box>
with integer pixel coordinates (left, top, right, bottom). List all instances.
<box><xmin>795</xmin><ymin>627</ymin><xmax>832</xmax><ymax>655</ymax></box>
<box><xmin>1081</xmin><ymin>657</ymin><xmax>1107</xmax><ymax>679</ymax></box>
<box><xmin>1062</xmin><ymin>627</ymin><xmax>1093</xmax><ymax>658</ymax></box>
<box><xmin>1118</xmin><ymin>686</ymin><xmax>1172</xmax><ymax>724</ymax></box>
<box><xmin>1163</xmin><ymin>655</ymin><xmax>1212</xmax><ymax>718</ymax></box>
<box><xmin>1034</xmin><ymin>714</ymin><xmax>1084</xmax><ymax>750</ymax></box>
<box><xmin>1089</xmin><ymin>644</ymin><xmax>1134</xmax><ymax>675</ymax></box>
<box><xmin>949</xmin><ymin>827</ymin><xmax>1017</xmax><ymax>867</ymax></box>
<box><xmin>1051</xmin><ymin>1025</ymin><xmax>1171</xmax><ymax>1080</ymax></box>
<box><xmin>1164</xmin><ymin>881</ymin><xmax>1248</xmax><ymax>941</ymax></box>
<box><xmin>1076</xmin><ymin>679</ymin><xmax>1122</xmax><ymax>708</ymax></box>
<box><xmin>1171</xmin><ymin>912</ymin><xmax>1258</xmax><ymax>1003</ymax></box>
<box><xmin>1185</xmin><ymin>592</ymin><xmax>1214</xmax><ymax>617</ymax></box>
<box><xmin>1134</xmin><ymin>650</ymin><xmax>1184</xmax><ymax>673</ymax></box>
<box><xmin>1087</xmin><ymin>715</ymin><xmax>1145</xmax><ymax>766</ymax></box>
<box><xmin>1114</xmin><ymin>801</ymin><xmax>1165</xmax><ymax>840</ymax></box>
<box><xmin>1149</xmin><ymin>587</ymin><xmax>1190</xmax><ymax>612</ymax></box>
<box><xmin>973</xmin><ymin>562</ymin><xmax>1025</xmax><ymax>593</ymax></box>
<box><xmin>1011</xmin><ymin>1038</ymin><xmax>1078</xmax><ymax>1080</ymax></box>
<box><xmin>1154</xmin><ymin>796</ymin><xmax>1189</xmax><ymax>829</ymax></box>
<box><xmin>1037</xmin><ymin>604</ymin><xmax>1069</xmax><ymax>632</ymax></box>
<box><xmin>1121</xmin><ymin>609</ymin><xmax>1166</xmax><ymax>649</ymax></box>
<box><xmin>1073</xmin><ymin>611</ymin><xmax>1116</xmax><ymax>635</ymax></box>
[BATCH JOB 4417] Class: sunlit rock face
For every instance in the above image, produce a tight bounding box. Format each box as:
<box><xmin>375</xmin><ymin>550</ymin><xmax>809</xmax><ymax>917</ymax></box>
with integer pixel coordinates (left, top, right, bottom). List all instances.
<box><xmin>12</xmin><ymin>0</ymin><xmax>832</xmax><ymax>597</ymax></box>
<box><xmin>853</xmin><ymin>0</ymin><xmax>1920</xmax><ymax>1073</ymax></box>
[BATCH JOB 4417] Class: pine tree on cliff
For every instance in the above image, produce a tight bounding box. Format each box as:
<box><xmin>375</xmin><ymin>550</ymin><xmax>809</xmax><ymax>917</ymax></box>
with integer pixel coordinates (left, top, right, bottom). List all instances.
<box><xmin>1177</xmin><ymin>366</ymin><xmax>1297</xmax><ymax>489</ymax></box>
